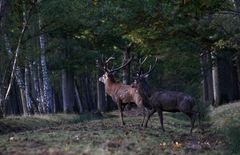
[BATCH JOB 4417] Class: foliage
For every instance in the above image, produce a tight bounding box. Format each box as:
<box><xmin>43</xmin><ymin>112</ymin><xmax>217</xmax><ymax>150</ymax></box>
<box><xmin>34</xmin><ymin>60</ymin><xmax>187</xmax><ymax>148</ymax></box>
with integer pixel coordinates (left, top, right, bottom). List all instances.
<box><xmin>1</xmin><ymin>0</ymin><xmax>239</xmax><ymax>114</ymax></box>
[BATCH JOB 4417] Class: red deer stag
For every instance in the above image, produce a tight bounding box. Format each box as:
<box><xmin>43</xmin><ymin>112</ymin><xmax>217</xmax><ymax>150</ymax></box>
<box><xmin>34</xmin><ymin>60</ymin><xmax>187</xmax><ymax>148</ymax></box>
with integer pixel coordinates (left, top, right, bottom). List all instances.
<box><xmin>132</xmin><ymin>57</ymin><xmax>198</xmax><ymax>133</ymax></box>
<box><xmin>97</xmin><ymin>56</ymin><xmax>149</xmax><ymax>126</ymax></box>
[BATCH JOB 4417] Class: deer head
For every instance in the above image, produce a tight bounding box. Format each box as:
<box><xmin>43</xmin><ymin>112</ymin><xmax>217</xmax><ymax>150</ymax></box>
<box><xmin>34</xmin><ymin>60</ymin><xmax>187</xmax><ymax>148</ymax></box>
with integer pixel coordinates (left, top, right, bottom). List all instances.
<box><xmin>97</xmin><ymin>56</ymin><xmax>133</xmax><ymax>84</ymax></box>
<box><xmin>131</xmin><ymin>57</ymin><xmax>158</xmax><ymax>98</ymax></box>
<box><xmin>133</xmin><ymin>57</ymin><xmax>158</xmax><ymax>84</ymax></box>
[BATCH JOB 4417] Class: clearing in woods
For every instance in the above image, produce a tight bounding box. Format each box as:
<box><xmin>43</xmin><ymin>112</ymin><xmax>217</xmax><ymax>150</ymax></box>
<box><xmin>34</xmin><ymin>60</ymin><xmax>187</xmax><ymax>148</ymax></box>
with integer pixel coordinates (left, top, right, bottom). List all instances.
<box><xmin>0</xmin><ymin>108</ymin><xmax>231</xmax><ymax>155</ymax></box>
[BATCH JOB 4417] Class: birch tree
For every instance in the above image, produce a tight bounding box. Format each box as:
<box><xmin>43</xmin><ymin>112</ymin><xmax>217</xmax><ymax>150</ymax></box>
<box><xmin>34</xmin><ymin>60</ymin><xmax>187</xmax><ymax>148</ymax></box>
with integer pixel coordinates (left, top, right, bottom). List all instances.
<box><xmin>38</xmin><ymin>17</ymin><xmax>52</xmax><ymax>113</ymax></box>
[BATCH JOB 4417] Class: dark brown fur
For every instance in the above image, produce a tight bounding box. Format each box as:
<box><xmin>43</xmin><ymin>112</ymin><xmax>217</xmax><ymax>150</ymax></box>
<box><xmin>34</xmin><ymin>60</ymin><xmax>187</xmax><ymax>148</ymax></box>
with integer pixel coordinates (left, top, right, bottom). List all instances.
<box><xmin>133</xmin><ymin>76</ymin><xmax>197</xmax><ymax>133</ymax></box>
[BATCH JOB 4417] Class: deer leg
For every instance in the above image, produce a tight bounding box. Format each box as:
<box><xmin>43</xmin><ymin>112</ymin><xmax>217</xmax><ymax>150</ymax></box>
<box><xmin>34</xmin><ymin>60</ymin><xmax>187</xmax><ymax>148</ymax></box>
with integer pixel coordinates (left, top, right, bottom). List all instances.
<box><xmin>141</xmin><ymin>107</ymin><xmax>147</xmax><ymax>127</ymax></box>
<box><xmin>157</xmin><ymin>110</ymin><xmax>165</xmax><ymax>132</ymax></box>
<box><xmin>190</xmin><ymin>117</ymin><xmax>195</xmax><ymax>134</ymax></box>
<box><xmin>144</xmin><ymin>109</ymin><xmax>156</xmax><ymax>128</ymax></box>
<box><xmin>187</xmin><ymin>113</ymin><xmax>195</xmax><ymax>134</ymax></box>
<box><xmin>118</xmin><ymin>102</ymin><xmax>125</xmax><ymax>126</ymax></box>
<box><xmin>196</xmin><ymin>111</ymin><xmax>203</xmax><ymax>132</ymax></box>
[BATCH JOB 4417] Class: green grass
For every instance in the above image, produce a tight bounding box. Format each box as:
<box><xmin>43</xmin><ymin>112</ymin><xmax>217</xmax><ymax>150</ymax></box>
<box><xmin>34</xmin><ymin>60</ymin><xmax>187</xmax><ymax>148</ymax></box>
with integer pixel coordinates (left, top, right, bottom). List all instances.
<box><xmin>1</xmin><ymin>103</ymin><xmax>240</xmax><ymax>155</ymax></box>
<box><xmin>0</xmin><ymin>113</ymin><xmax>105</xmax><ymax>134</ymax></box>
<box><xmin>210</xmin><ymin>102</ymin><xmax>240</xmax><ymax>154</ymax></box>
<box><xmin>210</xmin><ymin>102</ymin><xmax>240</xmax><ymax>129</ymax></box>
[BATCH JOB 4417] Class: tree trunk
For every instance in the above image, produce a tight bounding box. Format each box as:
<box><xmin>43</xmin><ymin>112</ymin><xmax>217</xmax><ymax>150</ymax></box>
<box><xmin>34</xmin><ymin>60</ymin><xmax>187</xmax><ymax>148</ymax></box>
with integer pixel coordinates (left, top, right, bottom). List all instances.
<box><xmin>211</xmin><ymin>51</ymin><xmax>220</xmax><ymax>106</ymax></box>
<box><xmin>207</xmin><ymin>52</ymin><xmax>214</xmax><ymax>105</ymax></box>
<box><xmin>235</xmin><ymin>56</ymin><xmax>240</xmax><ymax>98</ymax></box>
<box><xmin>74</xmin><ymin>81</ymin><xmax>83</xmax><ymax>113</ymax></box>
<box><xmin>37</xmin><ymin>62</ymin><xmax>45</xmax><ymax>113</ymax></box>
<box><xmin>24</xmin><ymin>64</ymin><xmax>32</xmax><ymax>113</ymax></box>
<box><xmin>8</xmin><ymin>81</ymin><xmax>19</xmax><ymax>115</ymax></box>
<box><xmin>51</xmin><ymin>86</ymin><xmax>56</xmax><ymax>113</ymax></box>
<box><xmin>201</xmin><ymin>51</ymin><xmax>214</xmax><ymax>105</ymax></box>
<box><xmin>85</xmin><ymin>76</ymin><xmax>91</xmax><ymax>110</ymax></box>
<box><xmin>0</xmin><ymin>88</ymin><xmax>4</xmax><ymax>118</ymax></box>
<box><xmin>3</xmin><ymin>34</ymin><xmax>29</xmax><ymax>115</ymax></box>
<box><xmin>39</xmin><ymin>18</ymin><xmax>52</xmax><ymax>113</ymax></box>
<box><xmin>29</xmin><ymin>62</ymin><xmax>41</xmax><ymax>113</ymax></box>
<box><xmin>234</xmin><ymin>0</ymin><xmax>240</xmax><ymax>9</ymax></box>
<box><xmin>80</xmin><ymin>76</ymin><xmax>89</xmax><ymax>112</ymax></box>
<box><xmin>200</xmin><ymin>52</ymin><xmax>208</xmax><ymax>103</ymax></box>
<box><xmin>122</xmin><ymin>43</ymin><xmax>132</xmax><ymax>85</ymax></box>
<box><xmin>96</xmin><ymin>62</ymin><xmax>106</xmax><ymax>112</ymax></box>
<box><xmin>0</xmin><ymin>0</ymin><xmax>6</xmax><ymax>24</ymax></box>
<box><xmin>61</xmin><ymin>69</ymin><xmax>75</xmax><ymax>113</ymax></box>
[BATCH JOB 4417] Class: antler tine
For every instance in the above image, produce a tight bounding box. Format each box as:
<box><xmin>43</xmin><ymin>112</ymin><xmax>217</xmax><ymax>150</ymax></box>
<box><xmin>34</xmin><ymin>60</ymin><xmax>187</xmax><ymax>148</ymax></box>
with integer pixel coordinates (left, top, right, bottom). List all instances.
<box><xmin>105</xmin><ymin>56</ymin><xmax>115</xmax><ymax>64</ymax></box>
<box><xmin>105</xmin><ymin>53</ymin><xmax>116</xmax><ymax>64</ymax></box>
<box><xmin>140</xmin><ymin>56</ymin><xmax>148</xmax><ymax>65</ymax></box>
<box><xmin>110</xmin><ymin>56</ymin><xmax>133</xmax><ymax>73</ymax></box>
<box><xmin>144</xmin><ymin>57</ymin><xmax>158</xmax><ymax>75</ymax></box>
<box><xmin>137</xmin><ymin>56</ymin><xmax>148</xmax><ymax>76</ymax></box>
<box><xmin>102</xmin><ymin>53</ymin><xmax>116</xmax><ymax>73</ymax></box>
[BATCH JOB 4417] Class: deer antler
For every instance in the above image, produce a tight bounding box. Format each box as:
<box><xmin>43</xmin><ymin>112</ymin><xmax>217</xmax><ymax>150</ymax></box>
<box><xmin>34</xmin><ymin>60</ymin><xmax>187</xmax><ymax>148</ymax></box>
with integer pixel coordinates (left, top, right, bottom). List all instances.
<box><xmin>109</xmin><ymin>56</ymin><xmax>133</xmax><ymax>73</ymax></box>
<box><xmin>105</xmin><ymin>56</ymin><xmax>115</xmax><ymax>64</ymax></box>
<box><xmin>137</xmin><ymin>56</ymin><xmax>148</xmax><ymax>76</ymax></box>
<box><xmin>143</xmin><ymin>57</ymin><xmax>158</xmax><ymax>76</ymax></box>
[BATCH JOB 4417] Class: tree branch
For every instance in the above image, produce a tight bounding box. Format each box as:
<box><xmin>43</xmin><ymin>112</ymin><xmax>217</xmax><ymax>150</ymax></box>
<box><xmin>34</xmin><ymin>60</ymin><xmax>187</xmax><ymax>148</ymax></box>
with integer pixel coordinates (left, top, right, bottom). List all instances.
<box><xmin>4</xmin><ymin>2</ymin><xmax>37</xmax><ymax>100</ymax></box>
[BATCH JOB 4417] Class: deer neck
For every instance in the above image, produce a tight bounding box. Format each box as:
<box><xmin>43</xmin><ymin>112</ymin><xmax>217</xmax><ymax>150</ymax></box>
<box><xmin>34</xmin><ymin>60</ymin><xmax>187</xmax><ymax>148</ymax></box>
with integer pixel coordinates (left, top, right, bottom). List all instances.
<box><xmin>104</xmin><ymin>79</ymin><xmax>116</xmax><ymax>95</ymax></box>
<box><xmin>138</xmin><ymin>81</ymin><xmax>152</xmax><ymax>101</ymax></box>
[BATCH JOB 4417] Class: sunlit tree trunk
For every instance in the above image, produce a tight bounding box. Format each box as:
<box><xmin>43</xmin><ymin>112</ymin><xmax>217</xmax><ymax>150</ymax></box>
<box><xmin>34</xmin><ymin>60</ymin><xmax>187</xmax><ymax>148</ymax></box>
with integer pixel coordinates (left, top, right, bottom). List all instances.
<box><xmin>212</xmin><ymin>51</ymin><xmax>220</xmax><ymax>106</ymax></box>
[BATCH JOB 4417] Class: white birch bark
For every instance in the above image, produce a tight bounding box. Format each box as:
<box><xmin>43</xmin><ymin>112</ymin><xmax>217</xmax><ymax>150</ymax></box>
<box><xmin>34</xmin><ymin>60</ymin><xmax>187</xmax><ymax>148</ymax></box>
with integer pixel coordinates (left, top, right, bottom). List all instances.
<box><xmin>37</xmin><ymin>63</ymin><xmax>45</xmax><ymax>113</ymax></box>
<box><xmin>24</xmin><ymin>64</ymin><xmax>32</xmax><ymax>111</ymax></box>
<box><xmin>4</xmin><ymin>34</ymin><xmax>29</xmax><ymax>115</ymax></box>
<box><xmin>38</xmin><ymin>17</ymin><xmax>52</xmax><ymax>113</ymax></box>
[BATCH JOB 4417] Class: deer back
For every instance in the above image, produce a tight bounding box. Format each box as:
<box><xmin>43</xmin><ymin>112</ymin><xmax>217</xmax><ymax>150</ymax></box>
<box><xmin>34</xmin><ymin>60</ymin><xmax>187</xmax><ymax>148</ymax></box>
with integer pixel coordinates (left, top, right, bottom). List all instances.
<box><xmin>150</xmin><ymin>90</ymin><xmax>195</xmax><ymax>112</ymax></box>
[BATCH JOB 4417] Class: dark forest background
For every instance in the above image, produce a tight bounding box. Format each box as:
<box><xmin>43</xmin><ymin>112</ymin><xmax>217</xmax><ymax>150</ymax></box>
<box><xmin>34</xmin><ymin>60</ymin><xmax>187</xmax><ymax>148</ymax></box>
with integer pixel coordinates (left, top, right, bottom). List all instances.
<box><xmin>1</xmin><ymin>0</ymin><xmax>240</xmax><ymax>117</ymax></box>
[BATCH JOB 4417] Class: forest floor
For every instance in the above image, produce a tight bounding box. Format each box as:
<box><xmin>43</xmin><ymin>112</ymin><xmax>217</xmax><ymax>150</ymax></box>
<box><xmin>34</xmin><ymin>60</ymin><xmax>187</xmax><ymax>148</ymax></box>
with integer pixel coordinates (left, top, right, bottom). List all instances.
<box><xmin>0</xmin><ymin>102</ymin><xmax>240</xmax><ymax>155</ymax></box>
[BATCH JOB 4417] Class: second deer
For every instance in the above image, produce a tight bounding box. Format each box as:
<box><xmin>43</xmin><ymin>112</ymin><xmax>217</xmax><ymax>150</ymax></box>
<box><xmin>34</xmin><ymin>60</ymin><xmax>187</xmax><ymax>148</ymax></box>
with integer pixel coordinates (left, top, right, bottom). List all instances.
<box><xmin>132</xmin><ymin>57</ymin><xmax>199</xmax><ymax>133</ymax></box>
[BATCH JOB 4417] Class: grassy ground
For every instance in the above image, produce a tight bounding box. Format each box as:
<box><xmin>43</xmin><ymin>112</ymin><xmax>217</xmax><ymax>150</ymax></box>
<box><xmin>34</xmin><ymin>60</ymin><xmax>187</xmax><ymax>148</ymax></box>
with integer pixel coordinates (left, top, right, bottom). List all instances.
<box><xmin>0</xmin><ymin>102</ymin><xmax>239</xmax><ymax>155</ymax></box>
